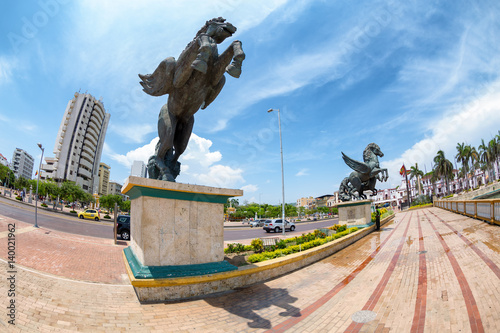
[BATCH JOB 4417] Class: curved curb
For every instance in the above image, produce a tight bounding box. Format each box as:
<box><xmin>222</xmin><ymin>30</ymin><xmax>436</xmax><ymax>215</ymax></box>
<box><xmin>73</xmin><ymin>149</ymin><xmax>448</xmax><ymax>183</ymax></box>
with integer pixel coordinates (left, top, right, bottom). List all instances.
<box><xmin>124</xmin><ymin>214</ymin><xmax>394</xmax><ymax>301</ymax></box>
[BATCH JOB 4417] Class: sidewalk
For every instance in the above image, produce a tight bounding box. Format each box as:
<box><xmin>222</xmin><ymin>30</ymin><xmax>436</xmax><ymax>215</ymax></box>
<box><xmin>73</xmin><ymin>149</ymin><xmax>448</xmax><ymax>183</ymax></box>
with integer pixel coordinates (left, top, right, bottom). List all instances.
<box><xmin>2</xmin><ymin>207</ymin><xmax>500</xmax><ymax>331</ymax></box>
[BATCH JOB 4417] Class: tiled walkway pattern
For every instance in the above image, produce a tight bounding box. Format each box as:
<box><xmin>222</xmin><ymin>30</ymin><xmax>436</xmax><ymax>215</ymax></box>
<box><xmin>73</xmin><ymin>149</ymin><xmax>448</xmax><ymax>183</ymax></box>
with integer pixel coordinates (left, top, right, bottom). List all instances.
<box><xmin>1</xmin><ymin>207</ymin><xmax>500</xmax><ymax>332</ymax></box>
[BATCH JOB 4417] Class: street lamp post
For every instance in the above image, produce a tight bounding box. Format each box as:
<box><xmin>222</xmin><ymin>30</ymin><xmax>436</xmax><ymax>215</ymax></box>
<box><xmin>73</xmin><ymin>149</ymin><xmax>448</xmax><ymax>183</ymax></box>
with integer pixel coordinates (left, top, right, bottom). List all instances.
<box><xmin>35</xmin><ymin>143</ymin><xmax>44</xmax><ymax>228</ymax></box>
<box><xmin>268</xmin><ymin>108</ymin><xmax>285</xmax><ymax>236</ymax></box>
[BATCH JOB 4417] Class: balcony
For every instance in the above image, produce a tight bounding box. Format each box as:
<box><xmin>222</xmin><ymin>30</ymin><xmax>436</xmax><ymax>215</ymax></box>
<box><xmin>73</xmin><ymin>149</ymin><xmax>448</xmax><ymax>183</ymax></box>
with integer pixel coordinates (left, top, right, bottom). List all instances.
<box><xmin>77</xmin><ymin>168</ymin><xmax>91</xmax><ymax>179</ymax></box>
<box><xmin>79</xmin><ymin>158</ymin><xmax>93</xmax><ymax>170</ymax></box>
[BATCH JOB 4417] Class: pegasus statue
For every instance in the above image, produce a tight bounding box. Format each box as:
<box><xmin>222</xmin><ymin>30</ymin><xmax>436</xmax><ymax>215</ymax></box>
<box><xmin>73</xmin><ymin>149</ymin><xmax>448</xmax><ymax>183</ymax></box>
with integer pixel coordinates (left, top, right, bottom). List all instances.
<box><xmin>339</xmin><ymin>143</ymin><xmax>389</xmax><ymax>201</ymax></box>
<box><xmin>139</xmin><ymin>17</ymin><xmax>245</xmax><ymax>181</ymax></box>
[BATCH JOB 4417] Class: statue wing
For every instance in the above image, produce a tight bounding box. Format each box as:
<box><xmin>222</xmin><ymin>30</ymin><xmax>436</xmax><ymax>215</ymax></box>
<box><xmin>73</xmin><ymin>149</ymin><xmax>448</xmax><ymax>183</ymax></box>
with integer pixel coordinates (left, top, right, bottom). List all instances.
<box><xmin>342</xmin><ymin>152</ymin><xmax>370</xmax><ymax>174</ymax></box>
<box><xmin>138</xmin><ymin>57</ymin><xmax>176</xmax><ymax>96</ymax></box>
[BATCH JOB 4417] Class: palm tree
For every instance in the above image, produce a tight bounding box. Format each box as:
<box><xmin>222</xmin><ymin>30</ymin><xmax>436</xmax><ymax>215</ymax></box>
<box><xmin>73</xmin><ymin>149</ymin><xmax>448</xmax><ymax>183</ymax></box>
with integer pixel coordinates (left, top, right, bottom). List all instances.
<box><xmin>409</xmin><ymin>163</ymin><xmax>424</xmax><ymax>196</ymax></box>
<box><xmin>488</xmin><ymin>137</ymin><xmax>499</xmax><ymax>181</ymax></box>
<box><xmin>469</xmin><ymin>146</ymin><xmax>479</xmax><ymax>188</ymax></box>
<box><xmin>433</xmin><ymin>150</ymin><xmax>454</xmax><ymax>196</ymax></box>
<box><xmin>456</xmin><ymin>142</ymin><xmax>470</xmax><ymax>191</ymax></box>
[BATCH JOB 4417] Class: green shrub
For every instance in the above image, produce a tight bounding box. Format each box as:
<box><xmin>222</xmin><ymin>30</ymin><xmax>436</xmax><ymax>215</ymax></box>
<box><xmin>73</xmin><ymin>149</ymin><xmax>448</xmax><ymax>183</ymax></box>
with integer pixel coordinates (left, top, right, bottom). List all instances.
<box><xmin>329</xmin><ymin>224</ymin><xmax>347</xmax><ymax>233</ymax></box>
<box><xmin>15</xmin><ymin>196</ymin><xmax>22</xmax><ymax>201</ymax></box>
<box><xmin>224</xmin><ymin>242</ymin><xmax>246</xmax><ymax>254</ymax></box>
<box><xmin>69</xmin><ymin>210</ymin><xmax>77</xmax><ymax>214</ymax></box>
<box><xmin>104</xmin><ymin>215</ymin><xmax>111</xmax><ymax>219</ymax></box>
<box><xmin>41</xmin><ymin>203</ymin><xmax>48</xmax><ymax>207</ymax></box>
<box><xmin>276</xmin><ymin>239</ymin><xmax>287</xmax><ymax>249</ymax></box>
<box><xmin>250</xmin><ymin>238</ymin><xmax>263</xmax><ymax>252</ymax></box>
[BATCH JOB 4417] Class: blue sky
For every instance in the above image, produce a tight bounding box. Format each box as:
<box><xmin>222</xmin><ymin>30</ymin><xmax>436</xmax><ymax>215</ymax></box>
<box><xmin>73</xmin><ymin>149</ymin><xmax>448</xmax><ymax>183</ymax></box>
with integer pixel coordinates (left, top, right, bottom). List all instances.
<box><xmin>2</xmin><ymin>0</ymin><xmax>500</xmax><ymax>205</ymax></box>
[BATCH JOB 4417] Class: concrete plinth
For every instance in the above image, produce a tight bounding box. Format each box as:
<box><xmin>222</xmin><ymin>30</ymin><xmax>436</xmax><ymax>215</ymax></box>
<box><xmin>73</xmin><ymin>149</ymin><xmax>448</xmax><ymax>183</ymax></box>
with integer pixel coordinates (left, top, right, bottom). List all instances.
<box><xmin>338</xmin><ymin>200</ymin><xmax>372</xmax><ymax>226</ymax></box>
<box><xmin>121</xmin><ymin>176</ymin><xmax>242</xmax><ymax>301</ymax></box>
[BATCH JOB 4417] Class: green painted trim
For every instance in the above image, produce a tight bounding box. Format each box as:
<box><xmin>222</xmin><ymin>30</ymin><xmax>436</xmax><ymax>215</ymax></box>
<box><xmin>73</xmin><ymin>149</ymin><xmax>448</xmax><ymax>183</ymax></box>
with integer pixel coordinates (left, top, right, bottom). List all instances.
<box><xmin>338</xmin><ymin>201</ymin><xmax>372</xmax><ymax>208</ymax></box>
<box><xmin>124</xmin><ymin>247</ymin><xmax>237</xmax><ymax>279</ymax></box>
<box><xmin>126</xmin><ymin>186</ymin><xmax>231</xmax><ymax>203</ymax></box>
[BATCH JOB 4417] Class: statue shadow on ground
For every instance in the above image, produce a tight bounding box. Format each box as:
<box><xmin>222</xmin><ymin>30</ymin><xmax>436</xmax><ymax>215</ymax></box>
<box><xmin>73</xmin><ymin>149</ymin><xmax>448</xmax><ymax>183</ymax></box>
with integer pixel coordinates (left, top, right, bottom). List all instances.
<box><xmin>204</xmin><ymin>284</ymin><xmax>301</xmax><ymax>329</ymax></box>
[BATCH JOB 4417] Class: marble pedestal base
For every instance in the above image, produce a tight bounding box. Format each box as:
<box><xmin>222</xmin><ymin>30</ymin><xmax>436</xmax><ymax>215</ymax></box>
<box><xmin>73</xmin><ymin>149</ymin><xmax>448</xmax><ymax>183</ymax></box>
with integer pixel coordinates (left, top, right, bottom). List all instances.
<box><xmin>121</xmin><ymin>176</ymin><xmax>242</xmax><ymax>301</ymax></box>
<box><xmin>338</xmin><ymin>199</ymin><xmax>372</xmax><ymax>226</ymax></box>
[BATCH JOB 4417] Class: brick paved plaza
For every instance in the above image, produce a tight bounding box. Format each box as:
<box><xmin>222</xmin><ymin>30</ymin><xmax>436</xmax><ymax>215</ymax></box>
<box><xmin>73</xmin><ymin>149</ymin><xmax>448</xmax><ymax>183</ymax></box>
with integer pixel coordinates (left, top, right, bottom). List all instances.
<box><xmin>1</xmin><ymin>207</ymin><xmax>500</xmax><ymax>332</ymax></box>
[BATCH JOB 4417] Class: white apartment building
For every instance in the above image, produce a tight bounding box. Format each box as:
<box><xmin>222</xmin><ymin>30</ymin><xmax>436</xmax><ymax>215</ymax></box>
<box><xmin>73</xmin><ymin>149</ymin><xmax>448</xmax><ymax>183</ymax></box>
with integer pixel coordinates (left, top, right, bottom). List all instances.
<box><xmin>41</xmin><ymin>92</ymin><xmax>110</xmax><ymax>194</ymax></box>
<box><xmin>131</xmin><ymin>160</ymin><xmax>147</xmax><ymax>178</ymax></box>
<box><xmin>12</xmin><ymin>148</ymin><xmax>34</xmax><ymax>179</ymax></box>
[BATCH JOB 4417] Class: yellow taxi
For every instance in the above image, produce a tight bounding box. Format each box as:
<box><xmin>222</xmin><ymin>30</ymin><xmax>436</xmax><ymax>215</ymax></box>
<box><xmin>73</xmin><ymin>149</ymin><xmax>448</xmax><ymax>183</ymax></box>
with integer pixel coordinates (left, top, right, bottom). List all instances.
<box><xmin>78</xmin><ymin>209</ymin><xmax>100</xmax><ymax>221</ymax></box>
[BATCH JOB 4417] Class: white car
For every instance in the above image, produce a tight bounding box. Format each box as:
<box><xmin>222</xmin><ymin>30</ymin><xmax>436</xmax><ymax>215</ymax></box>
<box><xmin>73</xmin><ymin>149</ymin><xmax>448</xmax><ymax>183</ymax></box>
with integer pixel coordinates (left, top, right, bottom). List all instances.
<box><xmin>249</xmin><ymin>219</ymin><xmax>266</xmax><ymax>228</ymax></box>
<box><xmin>263</xmin><ymin>219</ymin><xmax>296</xmax><ymax>233</ymax></box>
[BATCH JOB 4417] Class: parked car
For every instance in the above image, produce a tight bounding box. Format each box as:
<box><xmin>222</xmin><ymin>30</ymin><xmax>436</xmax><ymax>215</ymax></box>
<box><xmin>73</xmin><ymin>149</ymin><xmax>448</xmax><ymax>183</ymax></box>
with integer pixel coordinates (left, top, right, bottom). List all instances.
<box><xmin>250</xmin><ymin>219</ymin><xmax>266</xmax><ymax>228</ymax></box>
<box><xmin>78</xmin><ymin>209</ymin><xmax>100</xmax><ymax>221</ymax></box>
<box><xmin>263</xmin><ymin>219</ymin><xmax>296</xmax><ymax>233</ymax></box>
<box><xmin>116</xmin><ymin>215</ymin><xmax>130</xmax><ymax>240</ymax></box>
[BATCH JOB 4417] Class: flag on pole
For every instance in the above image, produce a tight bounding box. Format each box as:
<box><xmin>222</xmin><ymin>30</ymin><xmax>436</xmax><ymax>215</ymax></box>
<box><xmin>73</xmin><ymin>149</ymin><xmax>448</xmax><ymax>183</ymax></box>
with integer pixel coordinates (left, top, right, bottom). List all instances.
<box><xmin>35</xmin><ymin>170</ymin><xmax>38</xmax><ymax>176</ymax></box>
<box><xmin>399</xmin><ymin>164</ymin><xmax>406</xmax><ymax>176</ymax></box>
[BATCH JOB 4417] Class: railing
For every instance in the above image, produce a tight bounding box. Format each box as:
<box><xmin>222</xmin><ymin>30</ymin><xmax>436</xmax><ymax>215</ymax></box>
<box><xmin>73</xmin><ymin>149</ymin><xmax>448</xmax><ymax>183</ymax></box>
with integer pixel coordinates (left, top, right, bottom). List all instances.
<box><xmin>435</xmin><ymin>199</ymin><xmax>500</xmax><ymax>225</ymax></box>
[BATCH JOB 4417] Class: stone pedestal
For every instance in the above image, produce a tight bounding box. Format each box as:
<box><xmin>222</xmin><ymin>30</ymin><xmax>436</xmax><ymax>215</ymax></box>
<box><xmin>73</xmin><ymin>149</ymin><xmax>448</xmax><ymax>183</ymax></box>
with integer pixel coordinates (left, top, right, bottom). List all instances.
<box><xmin>121</xmin><ymin>176</ymin><xmax>242</xmax><ymax>300</ymax></box>
<box><xmin>338</xmin><ymin>199</ymin><xmax>372</xmax><ymax>226</ymax></box>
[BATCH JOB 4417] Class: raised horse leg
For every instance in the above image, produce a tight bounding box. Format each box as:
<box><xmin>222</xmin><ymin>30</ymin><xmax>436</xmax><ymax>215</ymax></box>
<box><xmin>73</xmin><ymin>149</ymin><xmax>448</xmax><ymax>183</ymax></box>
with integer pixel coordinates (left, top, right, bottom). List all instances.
<box><xmin>212</xmin><ymin>40</ymin><xmax>245</xmax><ymax>85</ymax></box>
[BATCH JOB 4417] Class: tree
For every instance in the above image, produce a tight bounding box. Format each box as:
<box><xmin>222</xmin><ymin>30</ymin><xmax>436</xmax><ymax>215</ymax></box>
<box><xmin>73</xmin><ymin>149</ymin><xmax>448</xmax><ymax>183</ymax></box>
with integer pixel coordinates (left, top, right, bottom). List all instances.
<box><xmin>433</xmin><ymin>150</ymin><xmax>454</xmax><ymax>196</ymax></box>
<box><xmin>456</xmin><ymin>142</ymin><xmax>470</xmax><ymax>191</ymax></box>
<box><xmin>469</xmin><ymin>146</ymin><xmax>479</xmax><ymax>187</ymax></box>
<box><xmin>0</xmin><ymin>165</ymin><xmax>15</xmax><ymax>188</ymax></box>
<box><xmin>120</xmin><ymin>200</ymin><xmax>131</xmax><ymax>213</ymax></box>
<box><xmin>99</xmin><ymin>194</ymin><xmax>124</xmax><ymax>212</ymax></box>
<box><xmin>409</xmin><ymin>163</ymin><xmax>424</xmax><ymax>196</ymax></box>
<box><xmin>59</xmin><ymin>181</ymin><xmax>86</xmax><ymax>203</ymax></box>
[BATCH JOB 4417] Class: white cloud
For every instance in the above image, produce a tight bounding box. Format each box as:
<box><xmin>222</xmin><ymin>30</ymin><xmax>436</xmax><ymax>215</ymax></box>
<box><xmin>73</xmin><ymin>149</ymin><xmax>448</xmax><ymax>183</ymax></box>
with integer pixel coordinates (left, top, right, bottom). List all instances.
<box><xmin>0</xmin><ymin>56</ymin><xmax>17</xmax><ymax>84</ymax></box>
<box><xmin>110</xmin><ymin>123</ymin><xmax>155</xmax><ymax>144</ymax></box>
<box><xmin>382</xmin><ymin>79</ymin><xmax>500</xmax><ymax>188</ymax></box>
<box><xmin>179</xmin><ymin>134</ymin><xmax>244</xmax><ymax>188</ymax></box>
<box><xmin>104</xmin><ymin>137</ymin><xmax>157</xmax><ymax>168</ymax></box>
<box><xmin>107</xmin><ymin>133</ymin><xmax>245</xmax><ymax>188</ymax></box>
<box><xmin>295</xmin><ymin>168</ymin><xmax>309</xmax><ymax>177</ymax></box>
<box><xmin>181</xmin><ymin>134</ymin><xmax>222</xmax><ymax>168</ymax></box>
<box><xmin>241</xmin><ymin>184</ymin><xmax>258</xmax><ymax>193</ymax></box>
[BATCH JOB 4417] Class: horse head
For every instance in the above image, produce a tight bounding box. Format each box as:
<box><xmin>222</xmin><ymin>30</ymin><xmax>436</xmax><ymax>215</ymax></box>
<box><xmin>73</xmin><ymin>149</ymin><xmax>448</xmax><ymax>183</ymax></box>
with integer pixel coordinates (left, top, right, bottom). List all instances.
<box><xmin>363</xmin><ymin>143</ymin><xmax>384</xmax><ymax>162</ymax></box>
<box><xmin>197</xmin><ymin>17</ymin><xmax>237</xmax><ymax>44</ymax></box>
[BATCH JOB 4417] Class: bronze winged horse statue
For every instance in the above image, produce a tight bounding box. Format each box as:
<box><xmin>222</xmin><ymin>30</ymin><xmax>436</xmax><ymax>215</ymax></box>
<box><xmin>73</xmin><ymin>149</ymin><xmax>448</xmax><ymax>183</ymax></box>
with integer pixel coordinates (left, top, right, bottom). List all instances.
<box><xmin>339</xmin><ymin>143</ymin><xmax>389</xmax><ymax>201</ymax></box>
<box><xmin>139</xmin><ymin>17</ymin><xmax>245</xmax><ymax>181</ymax></box>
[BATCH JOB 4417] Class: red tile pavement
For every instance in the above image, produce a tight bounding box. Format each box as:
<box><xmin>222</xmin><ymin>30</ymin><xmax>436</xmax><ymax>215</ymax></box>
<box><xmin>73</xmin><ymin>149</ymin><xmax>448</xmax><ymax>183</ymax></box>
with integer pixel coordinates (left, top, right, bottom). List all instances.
<box><xmin>410</xmin><ymin>211</ymin><xmax>427</xmax><ymax>333</ymax></box>
<box><xmin>2</xmin><ymin>207</ymin><xmax>500</xmax><ymax>332</ymax></box>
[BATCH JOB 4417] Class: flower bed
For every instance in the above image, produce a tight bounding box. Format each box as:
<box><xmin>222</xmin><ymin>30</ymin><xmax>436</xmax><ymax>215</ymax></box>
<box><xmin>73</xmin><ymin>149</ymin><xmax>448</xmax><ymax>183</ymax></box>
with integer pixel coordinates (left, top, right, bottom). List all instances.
<box><xmin>224</xmin><ymin>225</ymin><xmax>359</xmax><ymax>265</ymax></box>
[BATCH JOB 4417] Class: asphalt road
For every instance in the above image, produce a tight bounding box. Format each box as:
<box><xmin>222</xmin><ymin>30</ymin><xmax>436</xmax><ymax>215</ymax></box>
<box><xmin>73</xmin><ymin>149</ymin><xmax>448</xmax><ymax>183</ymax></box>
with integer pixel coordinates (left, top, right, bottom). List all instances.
<box><xmin>223</xmin><ymin>218</ymin><xmax>339</xmax><ymax>242</ymax></box>
<box><xmin>0</xmin><ymin>196</ymin><xmax>114</xmax><ymax>238</ymax></box>
<box><xmin>0</xmin><ymin>195</ymin><xmax>339</xmax><ymax>241</ymax></box>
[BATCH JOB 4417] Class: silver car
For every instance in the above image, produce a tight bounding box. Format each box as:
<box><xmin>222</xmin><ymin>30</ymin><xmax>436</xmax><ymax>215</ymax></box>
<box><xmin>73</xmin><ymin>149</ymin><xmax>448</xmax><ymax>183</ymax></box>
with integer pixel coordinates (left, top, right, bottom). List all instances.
<box><xmin>263</xmin><ymin>219</ymin><xmax>296</xmax><ymax>233</ymax></box>
<box><xmin>250</xmin><ymin>219</ymin><xmax>266</xmax><ymax>228</ymax></box>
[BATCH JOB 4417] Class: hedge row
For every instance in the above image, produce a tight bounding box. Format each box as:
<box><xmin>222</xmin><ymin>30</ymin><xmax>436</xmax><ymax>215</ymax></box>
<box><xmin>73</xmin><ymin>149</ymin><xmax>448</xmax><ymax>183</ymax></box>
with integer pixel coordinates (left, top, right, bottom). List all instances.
<box><xmin>247</xmin><ymin>227</ymin><xmax>359</xmax><ymax>263</ymax></box>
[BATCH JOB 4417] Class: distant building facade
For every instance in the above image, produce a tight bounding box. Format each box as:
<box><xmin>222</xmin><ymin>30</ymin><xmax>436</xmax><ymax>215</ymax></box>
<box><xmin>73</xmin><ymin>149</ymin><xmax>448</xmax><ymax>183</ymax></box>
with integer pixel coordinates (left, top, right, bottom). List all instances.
<box><xmin>41</xmin><ymin>92</ymin><xmax>110</xmax><ymax>194</ymax></box>
<box><xmin>0</xmin><ymin>153</ymin><xmax>9</xmax><ymax>167</ymax></box>
<box><xmin>296</xmin><ymin>196</ymin><xmax>316</xmax><ymax>209</ymax></box>
<box><xmin>131</xmin><ymin>160</ymin><xmax>147</xmax><ymax>178</ymax></box>
<box><xmin>109</xmin><ymin>181</ymin><xmax>128</xmax><ymax>200</ymax></box>
<box><xmin>11</xmin><ymin>148</ymin><xmax>34</xmax><ymax>179</ymax></box>
<box><xmin>98</xmin><ymin>163</ymin><xmax>110</xmax><ymax>196</ymax></box>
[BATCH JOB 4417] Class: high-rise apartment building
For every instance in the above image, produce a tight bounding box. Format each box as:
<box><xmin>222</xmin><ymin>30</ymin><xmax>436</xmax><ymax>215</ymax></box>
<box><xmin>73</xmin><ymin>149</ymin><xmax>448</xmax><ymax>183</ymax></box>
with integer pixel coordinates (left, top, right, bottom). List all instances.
<box><xmin>98</xmin><ymin>163</ymin><xmax>111</xmax><ymax>196</ymax></box>
<box><xmin>12</xmin><ymin>148</ymin><xmax>34</xmax><ymax>179</ymax></box>
<box><xmin>131</xmin><ymin>160</ymin><xmax>147</xmax><ymax>178</ymax></box>
<box><xmin>41</xmin><ymin>92</ymin><xmax>110</xmax><ymax>193</ymax></box>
